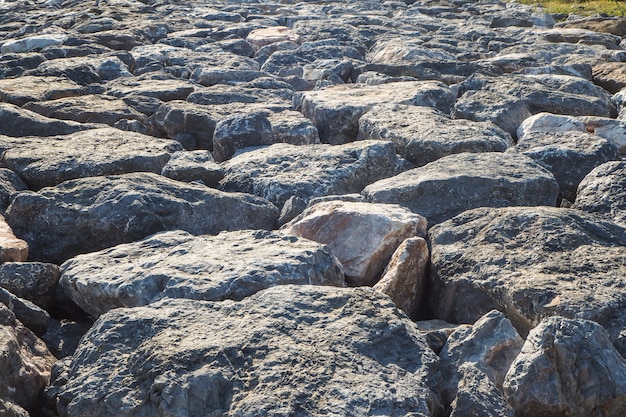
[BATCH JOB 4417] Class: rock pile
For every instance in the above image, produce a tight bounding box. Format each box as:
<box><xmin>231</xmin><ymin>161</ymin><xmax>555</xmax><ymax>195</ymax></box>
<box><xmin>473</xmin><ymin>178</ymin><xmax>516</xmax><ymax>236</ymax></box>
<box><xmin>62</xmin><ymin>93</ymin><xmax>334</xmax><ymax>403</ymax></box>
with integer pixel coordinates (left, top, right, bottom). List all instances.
<box><xmin>0</xmin><ymin>0</ymin><xmax>625</xmax><ymax>415</ymax></box>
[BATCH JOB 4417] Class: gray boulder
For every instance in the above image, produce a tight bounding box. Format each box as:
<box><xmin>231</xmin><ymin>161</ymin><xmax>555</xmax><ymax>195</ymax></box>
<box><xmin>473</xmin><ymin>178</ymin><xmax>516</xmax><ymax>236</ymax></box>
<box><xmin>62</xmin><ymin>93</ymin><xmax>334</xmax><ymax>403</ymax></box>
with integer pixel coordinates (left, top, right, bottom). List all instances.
<box><xmin>213</xmin><ymin>112</ymin><xmax>275</xmax><ymax>162</ymax></box>
<box><xmin>0</xmin><ymin>169</ymin><xmax>27</xmax><ymax>213</ymax></box>
<box><xmin>220</xmin><ymin>140</ymin><xmax>406</xmax><ymax>209</ymax></box>
<box><xmin>0</xmin><ymin>76</ymin><xmax>89</xmax><ymax>106</ymax></box>
<box><xmin>428</xmin><ymin>206</ymin><xmax>626</xmax><ymax>353</ymax></box>
<box><xmin>0</xmin><ymin>262</ymin><xmax>60</xmax><ymax>310</ymax></box>
<box><xmin>504</xmin><ymin>317</ymin><xmax>626</xmax><ymax>417</ymax></box>
<box><xmin>160</xmin><ymin>150</ymin><xmax>223</xmax><ymax>187</ymax></box>
<box><xmin>0</xmin><ymin>103</ymin><xmax>95</xmax><ymax>138</ymax></box>
<box><xmin>50</xmin><ymin>286</ymin><xmax>441</xmax><ymax>417</ymax></box>
<box><xmin>573</xmin><ymin>161</ymin><xmax>626</xmax><ymax>227</ymax></box>
<box><xmin>59</xmin><ymin>229</ymin><xmax>345</xmax><ymax>318</ymax></box>
<box><xmin>363</xmin><ymin>152</ymin><xmax>558</xmax><ymax>225</ymax></box>
<box><xmin>5</xmin><ymin>173</ymin><xmax>278</xmax><ymax>264</ymax></box>
<box><xmin>359</xmin><ymin>104</ymin><xmax>513</xmax><ymax>166</ymax></box>
<box><xmin>450</xmin><ymin>365</ymin><xmax>515</xmax><ymax>417</ymax></box>
<box><xmin>0</xmin><ymin>127</ymin><xmax>183</xmax><ymax>189</ymax></box>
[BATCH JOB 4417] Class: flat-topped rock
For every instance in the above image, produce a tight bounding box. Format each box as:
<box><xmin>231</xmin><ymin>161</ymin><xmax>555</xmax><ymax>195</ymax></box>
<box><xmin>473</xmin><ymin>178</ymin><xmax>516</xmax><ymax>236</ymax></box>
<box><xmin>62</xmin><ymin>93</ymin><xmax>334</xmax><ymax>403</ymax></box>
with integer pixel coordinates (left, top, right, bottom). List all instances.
<box><xmin>0</xmin><ymin>127</ymin><xmax>183</xmax><ymax>189</ymax></box>
<box><xmin>49</xmin><ymin>286</ymin><xmax>441</xmax><ymax>417</ymax></box>
<box><xmin>0</xmin><ymin>76</ymin><xmax>89</xmax><ymax>106</ymax></box>
<box><xmin>160</xmin><ymin>150</ymin><xmax>223</xmax><ymax>187</ymax></box>
<box><xmin>60</xmin><ymin>229</ymin><xmax>345</xmax><ymax>318</ymax></box>
<box><xmin>5</xmin><ymin>173</ymin><xmax>278</xmax><ymax>264</ymax></box>
<box><xmin>573</xmin><ymin>161</ymin><xmax>626</xmax><ymax>227</ymax></box>
<box><xmin>363</xmin><ymin>152</ymin><xmax>558</xmax><ymax>225</ymax></box>
<box><xmin>0</xmin><ymin>103</ymin><xmax>95</xmax><ymax>138</ymax></box>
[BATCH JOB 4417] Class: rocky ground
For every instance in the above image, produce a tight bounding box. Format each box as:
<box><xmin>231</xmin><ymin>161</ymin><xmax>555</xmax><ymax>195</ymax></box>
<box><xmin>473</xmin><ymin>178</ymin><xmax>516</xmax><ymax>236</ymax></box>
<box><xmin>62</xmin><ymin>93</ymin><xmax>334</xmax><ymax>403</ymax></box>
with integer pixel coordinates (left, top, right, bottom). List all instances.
<box><xmin>0</xmin><ymin>0</ymin><xmax>625</xmax><ymax>415</ymax></box>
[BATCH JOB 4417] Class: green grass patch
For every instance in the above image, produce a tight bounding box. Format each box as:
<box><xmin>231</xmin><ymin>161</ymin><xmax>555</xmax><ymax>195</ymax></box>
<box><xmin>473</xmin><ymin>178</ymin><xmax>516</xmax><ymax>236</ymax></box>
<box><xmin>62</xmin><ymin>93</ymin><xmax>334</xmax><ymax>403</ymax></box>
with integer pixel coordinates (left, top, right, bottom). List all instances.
<box><xmin>517</xmin><ymin>0</ymin><xmax>626</xmax><ymax>16</ymax></box>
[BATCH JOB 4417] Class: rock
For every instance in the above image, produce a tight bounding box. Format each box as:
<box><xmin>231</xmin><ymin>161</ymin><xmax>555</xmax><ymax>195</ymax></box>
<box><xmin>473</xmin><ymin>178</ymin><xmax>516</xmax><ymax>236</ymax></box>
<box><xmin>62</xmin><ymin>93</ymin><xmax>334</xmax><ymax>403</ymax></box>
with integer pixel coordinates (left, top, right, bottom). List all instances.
<box><xmin>516</xmin><ymin>112</ymin><xmax>586</xmax><ymax>140</ymax></box>
<box><xmin>0</xmin><ymin>127</ymin><xmax>183</xmax><ymax>189</ymax></box>
<box><xmin>511</xmin><ymin>131</ymin><xmax>619</xmax><ymax>202</ymax></box>
<box><xmin>0</xmin><ymin>169</ymin><xmax>27</xmax><ymax>213</ymax></box>
<box><xmin>41</xmin><ymin>319</ymin><xmax>93</xmax><ymax>359</ymax></box>
<box><xmin>267</xmin><ymin>110</ymin><xmax>320</xmax><ymax>145</ymax></box>
<box><xmin>5</xmin><ymin>173</ymin><xmax>278</xmax><ymax>264</ymax></box>
<box><xmin>555</xmin><ymin>16</ymin><xmax>626</xmax><ymax>36</ymax></box>
<box><xmin>0</xmin><ymin>262</ymin><xmax>60</xmax><ymax>310</ymax></box>
<box><xmin>0</xmin><ymin>102</ymin><xmax>94</xmax><ymax>137</ymax></box>
<box><xmin>160</xmin><ymin>150</ymin><xmax>223</xmax><ymax>187</ymax></box>
<box><xmin>0</xmin><ymin>286</ymin><xmax>50</xmax><ymax>336</ymax></box>
<box><xmin>428</xmin><ymin>206</ymin><xmax>626</xmax><ymax>352</ymax></box>
<box><xmin>212</xmin><ymin>112</ymin><xmax>275</xmax><ymax>162</ymax></box>
<box><xmin>359</xmin><ymin>104</ymin><xmax>513</xmax><ymax>166</ymax></box>
<box><xmin>246</xmin><ymin>26</ymin><xmax>300</xmax><ymax>51</ymax></box>
<box><xmin>415</xmin><ymin>320</ymin><xmax>470</xmax><ymax>355</ymax></box>
<box><xmin>580</xmin><ymin>116</ymin><xmax>626</xmax><ymax>155</ymax></box>
<box><xmin>0</xmin><ymin>399</ymin><xmax>29</xmax><ymax>417</ymax></box>
<box><xmin>49</xmin><ymin>286</ymin><xmax>441</xmax><ymax>417</ymax></box>
<box><xmin>0</xmin><ymin>215</ymin><xmax>28</xmax><ymax>263</ymax></box>
<box><xmin>363</xmin><ymin>152</ymin><xmax>558</xmax><ymax>225</ymax></box>
<box><xmin>450</xmin><ymin>365</ymin><xmax>515</xmax><ymax>417</ymax></box>
<box><xmin>106</xmin><ymin>78</ymin><xmax>196</xmax><ymax>102</ymax></box>
<box><xmin>220</xmin><ymin>140</ymin><xmax>406</xmax><ymax>209</ymax></box>
<box><xmin>277</xmin><ymin>195</ymin><xmax>308</xmax><ymax>225</ymax></box>
<box><xmin>60</xmin><ymin>229</ymin><xmax>345</xmax><ymax>318</ymax></box>
<box><xmin>592</xmin><ymin>62</ymin><xmax>626</xmax><ymax>94</ymax></box>
<box><xmin>0</xmin><ymin>302</ymin><xmax>55</xmax><ymax>414</ymax></box>
<box><xmin>504</xmin><ymin>317</ymin><xmax>626</xmax><ymax>417</ymax></box>
<box><xmin>573</xmin><ymin>161</ymin><xmax>626</xmax><ymax>227</ymax></box>
<box><xmin>1</xmin><ymin>34</ymin><xmax>67</xmax><ymax>54</ymax></box>
<box><xmin>0</xmin><ymin>76</ymin><xmax>89</xmax><ymax>106</ymax></box>
<box><xmin>373</xmin><ymin>237</ymin><xmax>429</xmax><ymax>319</ymax></box>
<box><xmin>282</xmin><ymin>201</ymin><xmax>426</xmax><ymax>286</ymax></box>
<box><xmin>439</xmin><ymin>310</ymin><xmax>524</xmax><ymax>406</ymax></box>
<box><xmin>294</xmin><ymin>81</ymin><xmax>455</xmax><ymax>144</ymax></box>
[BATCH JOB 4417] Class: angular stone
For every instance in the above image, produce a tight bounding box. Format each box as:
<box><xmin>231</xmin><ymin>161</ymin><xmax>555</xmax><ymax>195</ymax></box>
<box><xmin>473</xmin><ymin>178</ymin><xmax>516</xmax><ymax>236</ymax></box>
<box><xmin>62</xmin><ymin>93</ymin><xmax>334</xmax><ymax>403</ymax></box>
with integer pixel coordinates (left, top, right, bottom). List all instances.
<box><xmin>363</xmin><ymin>152</ymin><xmax>558</xmax><ymax>225</ymax></box>
<box><xmin>0</xmin><ymin>169</ymin><xmax>27</xmax><ymax>213</ymax></box>
<box><xmin>0</xmin><ymin>103</ymin><xmax>94</xmax><ymax>138</ymax></box>
<box><xmin>282</xmin><ymin>201</ymin><xmax>426</xmax><ymax>286</ymax></box>
<box><xmin>581</xmin><ymin>116</ymin><xmax>626</xmax><ymax>155</ymax></box>
<box><xmin>50</xmin><ymin>286</ymin><xmax>441</xmax><ymax>417</ymax></box>
<box><xmin>246</xmin><ymin>26</ymin><xmax>301</xmax><ymax>51</ymax></box>
<box><xmin>0</xmin><ymin>399</ymin><xmax>29</xmax><ymax>417</ymax></box>
<box><xmin>504</xmin><ymin>317</ymin><xmax>626</xmax><ymax>417</ymax></box>
<box><xmin>359</xmin><ymin>104</ymin><xmax>512</xmax><ymax>166</ymax></box>
<box><xmin>555</xmin><ymin>16</ymin><xmax>626</xmax><ymax>36</ymax></box>
<box><xmin>0</xmin><ymin>262</ymin><xmax>60</xmax><ymax>310</ymax></box>
<box><xmin>5</xmin><ymin>173</ymin><xmax>278</xmax><ymax>264</ymax></box>
<box><xmin>511</xmin><ymin>131</ymin><xmax>619</xmax><ymax>202</ymax></box>
<box><xmin>60</xmin><ymin>229</ymin><xmax>345</xmax><ymax>318</ymax></box>
<box><xmin>220</xmin><ymin>140</ymin><xmax>405</xmax><ymax>209</ymax></box>
<box><xmin>516</xmin><ymin>112</ymin><xmax>586</xmax><ymax>140</ymax></box>
<box><xmin>428</xmin><ymin>206</ymin><xmax>626</xmax><ymax>350</ymax></box>
<box><xmin>0</xmin><ymin>127</ymin><xmax>183</xmax><ymax>189</ymax></box>
<box><xmin>1</xmin><ymin>34</ymin><xmax>67</xmax><ymax>54</ymax></box>
<box><xmin>373</xmin><ymin>237</ymin><xmax>429</xmax><ymax>319</ymax></box>
<box><xmin>0</xmin><ymin>215</ymin><xmax>27</xmax><ymax>263</ymax></box>
<box><xmin>0</xmin><ymin>76</ymin><xmax>88</xmax><ymax>106</ymax></box>
<box><xmin>573</xmin><ymin>161</ymin><xmax>626</xmax><ymax>227</ymax></box>
<box><xmin>106</xmin><ymin>78</ymin><xmax>196</xmax><ymax>102</ymax></box>
<box><xmin>295</xmin><ymin>81</ymin><xmax>455</xmax><ymax>144</ymax></box>
<box><xmin>593</xmin><ymin>62</ymin><xmax>626</xmax><ymax>94</ymax></box>
<box><xmin>450</xmin><ymin>365</ymin><xmax>515</xmax><ymax>417</ymax></box>
<box><xmin>160</xmin><ymin>150</ymin><xmax>223</xmax><ymax>187</ymax></box>
<box><xmin>213</xmin><ymin>112</ymin><xmax>275</xmax><ymax>162</ymax></box>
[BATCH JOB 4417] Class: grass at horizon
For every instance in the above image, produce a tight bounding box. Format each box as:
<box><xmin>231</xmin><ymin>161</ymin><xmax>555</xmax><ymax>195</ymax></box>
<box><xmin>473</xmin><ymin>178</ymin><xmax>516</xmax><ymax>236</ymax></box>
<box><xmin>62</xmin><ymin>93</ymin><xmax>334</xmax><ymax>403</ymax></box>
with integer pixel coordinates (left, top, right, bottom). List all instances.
<box><xmin>517</xmin><ymin>0</ymin><xmax>626</xmax><ymax>16</ymax></box>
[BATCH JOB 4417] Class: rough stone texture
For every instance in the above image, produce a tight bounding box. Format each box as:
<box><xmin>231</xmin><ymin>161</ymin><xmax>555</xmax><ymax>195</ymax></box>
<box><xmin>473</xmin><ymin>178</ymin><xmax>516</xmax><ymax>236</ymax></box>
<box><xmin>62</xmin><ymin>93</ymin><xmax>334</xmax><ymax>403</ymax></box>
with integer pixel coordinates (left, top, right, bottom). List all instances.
<box><xmin>415</xmin><ymin>320</ymin><xmax>471</xmax><ymax>355</ymax></box>
<box><xmin>5</xmin><ymin>173</ymin><xmax>278</xmax><ymax>264</ymax></box>
<box><xmin>212</xmin><ymin>112</ymin><xmax>275</xmax><ymax>162</ymax></box>
<box><xmin>160</xmin><ymin>150</ymin><xmax>223</xmax><ymax>187</ymax></box>
<box><xmin>429</xmin><ymin>206</ymin><xmax>626</xmax><ymax>352</ymax></box>
<box><xmin>0</xmin><ymin>399</ymin><xmax>29</xmax><ymax>417</ymax></box>
<box><xmin>573</xmin><ymin>161</ymin><xmax>626</xmax><ymax>227</ymax></box>
<box><xmin>439</xmin><ymin>310</ymin><xmax>524</xmax><ymax>406</ymax></box>
<box><xmin>593</xmin><ymin>62</ymin><xmax>626</xmax><ymax>93</ymax></box>
<box><xmin>0</xmin><ymin>76</ymin><xmax>88</xmax><ymax>106</ymax></box>
<box><xmin>504</xmin><ymin>317</ymin><xmax>626</xmax><ymax>417</ymax></box>
<box><xmin>450</xmin><ymin>365</ymin><xmax>515</xmax><ymax>417</ymax></box>
<box><xmin>363</xmin><ymin>152</ymin><xmax>558</xmax><ymax>225</ymax></box>
<box><xmin>0</xmin><ymin>302</ymin><xmax>56</xmax><ymax>414</ymax></box>
<box><xmin>60</xmin><ymin>229</ymin><xmax>345</xmax><ymax>318</ymax></box>
<box><xmin>359</xmin><ymin>104</ymin><xmax>513</xmax><ymax>166</ymax></box>
<box><xmin>0</xmin><ymin>262</ymin><xmax>60</xmax><ymax>310</ymax></box>
<box><xmin>0</xmin><ymin>215</ymin><xmax>28</xmax><ymax>264</ymax></box>
<box><xmin>0</xmin><ymin>287</ymin><xmax>50</xmax><ymax>336</ymax></box>
<box><xmin>1</xmin><ymin>34</ymin><xmax>67</xmax><ymax>54</ymax></box>
<box><xmin>0</xmin><ymin>128</ymin><xmax>183</xmax><ymax>189</ymax></box>
<box><xmin>0</xmin><ymin>169</ymin><xmax>27</xmax><ymax>213</ymax></box>
<box><xmin>581</xmin><ymin>116</ymin><xmax>626</xmax><ymax>155</ymax></box>
<box><xmin>0</xmin><ymin>102</ymin><xmax>95</xmax><ymax>138</ymax></box>
<box><xmin>282</xmin><ymin>201</ymin><xmax>426</xmax><ymax>286</ymax></box>
<box><xmin>49</xmin><ymin>286</ymin><xmax>441</xmax><ymax>417</ymax></box>
<box><xmin>373</xmin><ymin>237</ymin><xmax>429</xmax><ymax>319</ymax></box>
<box><xmin>511</xmin><ymin>131</ymin><xmax>619</xmax><ymax>201</ymax></box>
<box><xmin>246</xmin><ymin>26</ymin><xmax>301</xmax><ymax>51</ymax></box>
<box><xmin>295</xmin><ymin>81</ymin><xmax>455</xmax><ymax>144</ymax></box>
<box><xmin>220</xmin><ymin>140</ymin><xmax>406</xmax><ymax>209</ymax></box>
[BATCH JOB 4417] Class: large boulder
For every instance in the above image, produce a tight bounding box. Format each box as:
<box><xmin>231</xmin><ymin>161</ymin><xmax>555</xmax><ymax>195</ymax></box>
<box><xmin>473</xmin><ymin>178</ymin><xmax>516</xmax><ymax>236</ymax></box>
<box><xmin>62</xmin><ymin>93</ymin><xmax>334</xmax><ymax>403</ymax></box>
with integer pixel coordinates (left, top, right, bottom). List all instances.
<box><xmin>359</xmin><ymin>104</ymin><xmax>513</xmax><ymax>166</ymax></box>
<box><xmin>282</xmin><ymin>201</ymin><xmax>426</xmax><ymax>286</ymax></box>
<box><xmin>0</xmin><ymin>215</ymin><xmax>28</xmax><ymax>263</ymax></box>
<box><xmin>0</xmin><ymin>128</ymin><xmax>183</xmax><ymax>189</ymax></box>
<box><xmin>0</xmin><ymin>103</ymin><xmax>95</xmax><ymax>137</ymax></box>
<box><xmin>0</xmin><ymin>76</ymin><xmax>89</xmax><ymax>106</ymax></box>
<box><xmin>0</xmin><ymin>169</ymin><xmax>27</xmax><ymax>213</ymax></box>
<box><xmin>363</xmin><ymin>152</ymin><xmax>558</xmax><ymax>225</ymax></box>
<box><xmin>573</xmin><ymin>161</ymin><xmax>626</xmax><ymax>227</ymax></box>
<box><xmin>504</xmin><ymin>317</ymin><xmax>626</xmax><ymax>417</ymax></box>
<box><xmin>5</xmin><ymin>173</ymin><xmax>278</xmax><ymax>264</ymax></box>
<box><xmin>49</xmin><ymin>286</ymin><xmax>442</xmax><ymax>417</ymax></box>
<box><xmin>450</xmin><ymin>365</ymin><xmax>515</xmax><ymax>417</ymax></box>
<box><xmin>59</xmin><ymin>229</ymin><xmax>345</xmax><ymax>318</ymax></box>
<box><xmin>428</xmin><ymin>206</ymin><xmax>626</xmax><ymax>353</ymax></box>
<box><xmin>220</xmin><ymin>140</ymin><xmax>406</xmax><ymax>209</ymax></box>
<box><xmin>0</xmin><ymin>262</ymin><xmax>60</xmax><ymax>309</ymax></box>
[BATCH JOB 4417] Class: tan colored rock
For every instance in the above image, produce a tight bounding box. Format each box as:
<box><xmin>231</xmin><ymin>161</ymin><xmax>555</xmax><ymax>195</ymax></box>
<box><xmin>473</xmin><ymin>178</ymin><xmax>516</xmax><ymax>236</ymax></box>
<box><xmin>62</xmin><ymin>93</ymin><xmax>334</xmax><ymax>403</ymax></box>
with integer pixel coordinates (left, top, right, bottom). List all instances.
<box><xmin>0</xmin><ymin>215</ymin><xmax>27</xmax><ymax>263</ymax></box>
<box><xmin>282</xmin><ymin>201</ymin><xmax>427</xmax><ymax>286</ymax></box>
<box><xmin>246</xmin><ymin>26</ymin><xmax>300</xmax><ymax>51</ymax></box>
<box><xmin>373</xmin><ymin>237</ymin><xmax>429</xmax><ymax>319</ymax></box>
<box><xmin>592</xmin><ymin>62</ymin><xmax>626</xmax><ymax>94</ymax></box>
<box><xmin>0</xmin><ymin>76</ymin><xmax>87</xmax><ymax>107</ymax></box>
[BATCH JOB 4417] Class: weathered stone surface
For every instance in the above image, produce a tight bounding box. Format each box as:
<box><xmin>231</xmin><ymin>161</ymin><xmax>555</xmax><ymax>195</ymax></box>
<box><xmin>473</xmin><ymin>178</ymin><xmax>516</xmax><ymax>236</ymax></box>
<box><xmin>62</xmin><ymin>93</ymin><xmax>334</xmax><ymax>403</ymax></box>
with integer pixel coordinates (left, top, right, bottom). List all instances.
<box><xmin>160</xmin><ymin>150</ymin><xmax>223</xmax><ymax>187</ymax></box>
<box><xmin>0</xmin><ymin>399</ymin><xmax>29</xmax><ymax>417</ymax></box>
<box><xmin>295</xmin><ymin>81</ymin><xmax>455</xmax><ymax>144</ymax></box>
<box><xmin>0</xmin><ymin>215</ymin><xmax>28</xmax><ymax>264</ymax></box>
<box><xmin>450</xmin><ymin>364</ymin><xmax>515</xmax><ymax>417</ymax></box>
<box><xmin>0</xmin><ymin>286</ymin><xmax>50</xmax><ymax>336</ymax></box>
<box><xmin>213</xmin><ymin>112</ymin><xmax>275</xmax><ymax>162</ymax></box>
<box><xmin>0</xmin><ymin>302</ymin><xmax>55</xmax><ymax>414</ymax></box>
<box><xmin>556</xmin><ymin>16</ymin><xmax>626</xmax><ymax>36</ymax></box>
<box><xmin>439</xmin><ymin>310</ymin><xmax>524</xmax><ymax>406</ymax></box>
<box><xmin>0</xmin><ymin>262</ymin><xmax>60</xmax><ymax>310</ymax></box>
<box><xmin>0</xmin><ymin>103</ymin><xmax>94</xmax><ymax>138</ymax></box>
<box><xmin>581</xmin><ymin>116</ymin><xmax>626</xmax><ymax>154</ymax></box>
<box><xmin>363</xmin><ymin>152</ymin><xmax>558</xmax><ymax>225</ymax></box>
<box><xmin>106</xmin><ymin>78</ymin><xmax>196</xmax><ymax>102</ymax></box>
<box><xmin>60</xmin><ymin>229</ymin><xmax>345</xmax><ymax>318</ymax></box>
<box><xmin>511</xmin><ymin>131</ymin><xmax>619</xmax><ymax>201</ymax></box>
<box><xmin>574</xmin><ymin>161</ymin><xmax>626</xmax><ymax>227</ymax></box>
<box><xmin>415</xmin><ymin>320</ymin><xmax>470</xmax><ymax>355</ymax></box>
<box><xmin>220</xmin><ymin>140</ymin><xmax>406</xmax><ymax>209</ymax></box>
<box><xmin>593</xmin><ymin>62</ymin><xmax>626</xmax><ymax>94</ymax></box>
<box><xmin>1</xmin><ymin>34</ymin><xmax>67</xmax><ymax>54</ymax></box>
<box><xmin>49</xmin><ymin>286</ymin><xmax>441</xmax><ymax>417</ymax></box>
<box><xmin>0</xmin><ymin>127</ymin><xmax>183</xmax><ymax>189</ymax></box>
<box><xmin>373</xmin><ymin>237</ymin><xmax>429</xmax><ymax>319</ymax></box>
<box><xmin>429</xmin><ymin>206</ymin><xmax>626</xmax><ymax>350</ymax></box>
<box><xmin>5</xmin><ymin>173</ymin><xmax>278</xmax><ymax>264</ymax></box>
<box><xmin>0</xmin><ymin>76</ymin><xmax>88</xmax><ymax>106</ymax></box>
<box><xmin>246</xmin><ymin>26</ymin><xmax>300</xmax><ymax>51</ymax></box>
<box><xmin>504</xmin><ymin>317</ymin><xmax>626</xmax><ymax>417</ymax></box>
<box><xmin>359</xmin><ymin>104</ymin><xmax>513</xmax><ymax>166</ymax></box>
<box><xmin>282</xmin><ymin>201</ymin><xmax>426</xmax><ymax>286</ymax></box>
<box><xmin>0</xmin><ymin>169</ymin><xmax>27</xmax><ymax>213</ymax></box>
